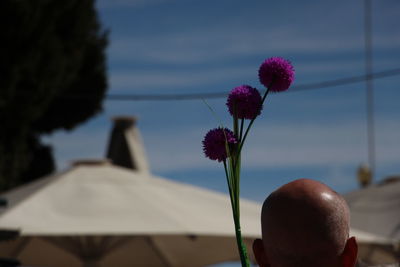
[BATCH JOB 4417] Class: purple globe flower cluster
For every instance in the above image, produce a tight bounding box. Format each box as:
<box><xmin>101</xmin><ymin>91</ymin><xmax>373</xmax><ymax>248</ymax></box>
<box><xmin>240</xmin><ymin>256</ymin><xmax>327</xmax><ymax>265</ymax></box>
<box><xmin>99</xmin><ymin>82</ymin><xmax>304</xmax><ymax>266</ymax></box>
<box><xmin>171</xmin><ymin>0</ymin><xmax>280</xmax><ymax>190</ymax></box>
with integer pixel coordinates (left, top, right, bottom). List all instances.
<box><xmin>202</xmin><ymin>128</ymin><xmax>237</xmax><ymax>162</ymax></box>
<box><xmin>226</xmin><ymin>85</ymin><xmax>262</xmax><ymax>120</ymax></box>
<box><xmin>258</xmin><ymin>57</ymin><xmax>295</xmax><ymax>92</ymax></box>
<box><xmin>203</xmin><ymin>57</ymin><xmax>294</xmax><ymax>162</ymax></box>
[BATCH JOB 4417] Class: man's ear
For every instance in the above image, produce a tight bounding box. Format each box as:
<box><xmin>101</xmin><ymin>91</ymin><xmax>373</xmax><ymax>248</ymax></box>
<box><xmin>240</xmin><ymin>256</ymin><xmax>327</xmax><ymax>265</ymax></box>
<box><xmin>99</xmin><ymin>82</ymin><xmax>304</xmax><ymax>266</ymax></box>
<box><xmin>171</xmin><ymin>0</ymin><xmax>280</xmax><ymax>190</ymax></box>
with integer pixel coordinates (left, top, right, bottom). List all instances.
<box><xmin>252</xmin><ymin>238</ymin><xmax>270</xmax><ymax>267</ymax></box>
<box><xmin>341</xmin><ymin>236</ymin><xmax>358</xmax><ymax>267</ymax></box>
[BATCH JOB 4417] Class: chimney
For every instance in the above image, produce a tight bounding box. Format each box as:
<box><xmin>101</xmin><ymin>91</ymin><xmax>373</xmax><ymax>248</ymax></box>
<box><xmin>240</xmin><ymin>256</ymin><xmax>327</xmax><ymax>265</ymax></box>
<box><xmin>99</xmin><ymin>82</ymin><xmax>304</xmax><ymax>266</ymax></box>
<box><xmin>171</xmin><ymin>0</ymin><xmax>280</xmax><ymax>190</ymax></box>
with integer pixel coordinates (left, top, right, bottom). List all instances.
<box><xmin>106</xmin><ymin>116</ymin><xmax>150</xmax><ymax>173</ymax></box>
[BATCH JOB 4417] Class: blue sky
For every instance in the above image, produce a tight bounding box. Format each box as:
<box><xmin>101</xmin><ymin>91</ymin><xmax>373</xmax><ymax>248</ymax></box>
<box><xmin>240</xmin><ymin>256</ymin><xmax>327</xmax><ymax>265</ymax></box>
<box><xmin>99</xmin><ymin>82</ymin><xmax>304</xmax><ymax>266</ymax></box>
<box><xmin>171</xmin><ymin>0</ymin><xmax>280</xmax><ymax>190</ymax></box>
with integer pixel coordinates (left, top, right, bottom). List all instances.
<box><xmin>44</xmin><ymin>1</ymin><xmax>399</xmax><ymax>265</ymax></box>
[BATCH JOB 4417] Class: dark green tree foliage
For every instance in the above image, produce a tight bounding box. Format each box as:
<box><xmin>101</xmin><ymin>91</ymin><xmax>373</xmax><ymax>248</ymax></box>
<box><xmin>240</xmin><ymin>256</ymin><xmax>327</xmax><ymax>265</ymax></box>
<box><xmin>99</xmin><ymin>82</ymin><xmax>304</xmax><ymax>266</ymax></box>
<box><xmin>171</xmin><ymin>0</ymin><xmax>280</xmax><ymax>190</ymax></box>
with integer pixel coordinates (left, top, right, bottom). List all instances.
<box><xmin>0</xmin><ymin>0</ymin><xmax>108</xmax><ymax>191</ymax></box>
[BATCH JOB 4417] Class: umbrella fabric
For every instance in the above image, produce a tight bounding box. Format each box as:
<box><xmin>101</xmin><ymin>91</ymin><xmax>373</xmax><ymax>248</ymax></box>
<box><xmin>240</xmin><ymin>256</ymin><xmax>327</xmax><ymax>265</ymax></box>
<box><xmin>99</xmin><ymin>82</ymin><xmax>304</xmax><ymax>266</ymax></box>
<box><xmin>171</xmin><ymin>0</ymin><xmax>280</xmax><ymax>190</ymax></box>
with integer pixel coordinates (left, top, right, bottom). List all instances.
<box><xmin>345</xmin><ymin>179</ymin><xmax>400</xmax><ymax>264</ymax></box>
<box><xmin>0</xmin><ymin>235</ymin><xmax>256</xmax><ymax>267</ymax></box>
<box><xmin>344</xmin><ymin>179</ymin><xmax>400</xmax><ymax>242</ymax></box>
<box><xmin>0</xmin><ymin>163</ymin><xmax>260</xmax><ymax>267</ymax></box>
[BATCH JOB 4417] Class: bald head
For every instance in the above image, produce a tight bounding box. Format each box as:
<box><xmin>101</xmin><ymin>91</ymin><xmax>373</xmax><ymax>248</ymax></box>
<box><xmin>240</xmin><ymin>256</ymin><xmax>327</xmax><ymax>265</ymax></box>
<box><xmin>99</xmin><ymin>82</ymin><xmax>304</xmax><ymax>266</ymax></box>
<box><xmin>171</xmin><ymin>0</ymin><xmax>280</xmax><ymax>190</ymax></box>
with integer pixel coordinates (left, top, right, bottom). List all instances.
<box><xmin>253</xmin><ymin>179</ymin><xmax>358</xmax><ymax>267</ymax></box>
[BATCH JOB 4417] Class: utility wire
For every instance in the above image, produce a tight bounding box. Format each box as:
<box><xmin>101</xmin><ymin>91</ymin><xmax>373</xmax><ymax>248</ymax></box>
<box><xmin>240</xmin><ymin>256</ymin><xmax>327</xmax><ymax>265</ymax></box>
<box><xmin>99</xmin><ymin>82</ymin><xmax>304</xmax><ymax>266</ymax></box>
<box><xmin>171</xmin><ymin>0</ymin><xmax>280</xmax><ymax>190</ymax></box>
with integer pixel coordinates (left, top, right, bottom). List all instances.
<box><xmin>11</xmin><ymin>67</ymin><xmax>399</xmax><ymax>102</ymax></box>
<box><xmin>364</xmin><ymin>0</ymin><xmax>376</xmax><ymax>180</ymax></box>
<box><xmin>99</xmin><ymin>67</ymin><xmax>400</xmax><ymax>101</ymax></box>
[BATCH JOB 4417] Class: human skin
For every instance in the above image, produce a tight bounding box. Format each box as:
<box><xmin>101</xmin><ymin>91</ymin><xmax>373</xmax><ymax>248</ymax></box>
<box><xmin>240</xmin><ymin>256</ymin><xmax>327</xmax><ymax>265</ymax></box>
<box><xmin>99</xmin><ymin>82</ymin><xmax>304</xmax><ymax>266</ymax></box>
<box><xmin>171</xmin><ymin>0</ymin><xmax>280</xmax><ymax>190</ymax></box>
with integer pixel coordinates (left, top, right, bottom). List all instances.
<box><xmin>253</xmin><ymin>178</ymin><xmax>358</xmax><ymax>267</ymax></box>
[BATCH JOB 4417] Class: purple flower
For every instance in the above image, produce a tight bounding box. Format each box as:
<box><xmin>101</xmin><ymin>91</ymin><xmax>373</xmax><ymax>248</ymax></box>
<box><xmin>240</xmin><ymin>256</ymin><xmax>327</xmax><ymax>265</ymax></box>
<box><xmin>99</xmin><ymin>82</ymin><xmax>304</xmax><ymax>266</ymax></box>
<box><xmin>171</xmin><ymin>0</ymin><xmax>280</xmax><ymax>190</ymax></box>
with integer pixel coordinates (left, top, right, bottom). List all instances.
<box><xmin>226</xmin><ymin>85</ymin><xmax>262</xmax><ymax>120</ymax></box>
<box><xmin>258</xmin><ymin>57</ymin><xmax>295</xmax><ymax>92</ymax></box>
<box><xmin>202</xmin><ymin>128</ymin><xmax>237</xmax><ymax>162</ymax></box>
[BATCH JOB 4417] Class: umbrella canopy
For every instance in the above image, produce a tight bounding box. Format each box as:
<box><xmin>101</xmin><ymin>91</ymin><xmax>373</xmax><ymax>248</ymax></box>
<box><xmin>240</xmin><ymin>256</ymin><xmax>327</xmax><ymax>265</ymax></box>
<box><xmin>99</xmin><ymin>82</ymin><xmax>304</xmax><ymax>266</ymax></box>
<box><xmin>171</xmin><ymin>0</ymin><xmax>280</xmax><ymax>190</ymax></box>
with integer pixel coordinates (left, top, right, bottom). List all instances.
<box><xmin>344</xmin><ymin>178</ymin><xmax>400</xmax><ymax>264</ymax></box>
<box><xmin>0</xmin><ymin>162</ymin><xmax>261</xmax><ymax>267</ymax></box>
<box><xmin>344</xmin><ymin>178</ymin><xmax>400</xmax><ymax>242</ymax></box>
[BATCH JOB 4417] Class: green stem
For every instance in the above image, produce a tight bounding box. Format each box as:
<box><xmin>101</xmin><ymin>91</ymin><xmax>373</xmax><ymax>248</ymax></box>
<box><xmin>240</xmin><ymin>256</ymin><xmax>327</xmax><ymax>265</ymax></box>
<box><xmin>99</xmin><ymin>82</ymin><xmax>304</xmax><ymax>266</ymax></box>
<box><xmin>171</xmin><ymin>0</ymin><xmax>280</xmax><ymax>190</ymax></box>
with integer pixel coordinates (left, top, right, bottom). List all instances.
<box><xmin>227</xmin><ymin>160</ymin><xmax>249</xmax><ymax>267</ymax></box>
<box><xmin>232</xmin><ymin>104</ymin><xmax>239</xmax><ymax>190</ymax></box>
<box><xmin>234</xmin><ymin>153</ymin><xmax>241</xmax><ymax>218</ymax></box>
<box><xmin>228</xmin><ymin>154</ymin><xmax>237</xmax><ymax>205</ymax></box>
<box><xmin>239</xmin><ymin>88</ymin><xmax>270</xmax><ymax>153</ymax></box>
<box><xmin>234</xmin><ymin>216</ymin><xmax>250</xmax><ymax>267</ymax></box>
<box><xmin>223</xmin><ymin>160</ymin><xmax>236</xmax><ymax>211</ymax></box>
<box><xmin>239</xmin><ymin>118</ymin><xmax>244</xmax><ymax>142</ymax></box>
<box><xmin>233</xmin><ymin>104</ymin><xmax>239</xmax><ymax>139</ymax></box>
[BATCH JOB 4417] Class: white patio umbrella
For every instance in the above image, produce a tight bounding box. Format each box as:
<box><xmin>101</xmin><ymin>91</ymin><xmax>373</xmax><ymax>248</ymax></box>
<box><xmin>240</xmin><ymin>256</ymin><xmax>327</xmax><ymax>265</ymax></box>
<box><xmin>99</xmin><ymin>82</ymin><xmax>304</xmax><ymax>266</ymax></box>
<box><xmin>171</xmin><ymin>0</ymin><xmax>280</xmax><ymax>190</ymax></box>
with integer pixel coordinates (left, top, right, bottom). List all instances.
<box><xmin>0</xmin><ymin>163</ymin><xmax>395</xmax><ymax>267</ymax></box>
<box><xmin>350</xmin><ymin>228</ymin><xmax>399</xmax><ymax>264</ymax></box>
<box><xmin>350</xmin><ymin>228</ymin><xmax>397</xmax><ymax>246</ymax></box>
<box><xmin>0</xmin><ymin>161</ymin><xmax>261</xmax><ymax>267</ymax></box>
<box><xmin>345</xmin><ymin>178</ymin><xmax>400</xmax><ymax>264</ymax></box>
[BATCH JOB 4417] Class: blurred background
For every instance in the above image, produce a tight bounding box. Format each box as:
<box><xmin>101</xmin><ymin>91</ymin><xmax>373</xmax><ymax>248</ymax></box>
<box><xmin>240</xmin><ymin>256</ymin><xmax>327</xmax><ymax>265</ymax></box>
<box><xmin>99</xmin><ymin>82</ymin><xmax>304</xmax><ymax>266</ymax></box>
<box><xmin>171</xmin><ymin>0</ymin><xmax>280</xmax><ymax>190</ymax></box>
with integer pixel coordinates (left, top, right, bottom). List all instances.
<box><xmin>0</xmin><ymin>0</ymin><xmax>399</xmax><ymax>266</ymax></box>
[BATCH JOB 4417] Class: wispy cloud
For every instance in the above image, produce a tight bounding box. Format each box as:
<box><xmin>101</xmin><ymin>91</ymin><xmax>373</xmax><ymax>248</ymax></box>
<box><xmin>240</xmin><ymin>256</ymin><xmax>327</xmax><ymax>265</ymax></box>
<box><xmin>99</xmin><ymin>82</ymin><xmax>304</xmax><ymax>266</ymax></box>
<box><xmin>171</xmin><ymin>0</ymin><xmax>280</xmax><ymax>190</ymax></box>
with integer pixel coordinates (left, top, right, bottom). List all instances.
<box><xmin>108</xmin><ymin>57</ymin><xmax>390</xmax><ymax>91</ymax></box>
<box><xmin>110</xmin><ymin>57</ymin><xmax>400</xmax><ymax>92</ymax></box>
<box><xmin>108</xmin><ymin>26</ymin><xmax>399</xmax><ymax>66</ymax></box>
<box><xmin>46</xmin><ymin>117</ymin><xmax>400</xmax><ymax>173</ymax></box>
<box><xmin>143</xmin><ymin>119</ymin><xmax>400</xmax><ymax>172</ymax></box>
<box><xmin>108</xmin><ymin>65</ymin><xmax>255</xmax><ymax>91</ymax></box>
<box><xmin>103</xmin><ymin>0</ymin><xmax>400</xmax><ymax>93</ymax></box>
<box><xmin>108</xmin><ymin>31</ymin><xmax>355</xmax><ymax>65</ymax></box>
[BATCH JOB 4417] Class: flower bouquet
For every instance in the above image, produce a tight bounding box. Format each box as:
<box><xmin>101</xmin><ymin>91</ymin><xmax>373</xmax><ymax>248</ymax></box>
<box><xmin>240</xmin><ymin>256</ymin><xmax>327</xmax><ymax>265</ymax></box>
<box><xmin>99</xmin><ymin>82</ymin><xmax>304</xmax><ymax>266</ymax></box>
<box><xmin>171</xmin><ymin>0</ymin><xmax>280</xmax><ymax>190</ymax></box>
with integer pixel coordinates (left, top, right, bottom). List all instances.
<box><xmin>202</xmin><ymin>57</ymin><xmax>294</xmax><ymax>266</ymax></box>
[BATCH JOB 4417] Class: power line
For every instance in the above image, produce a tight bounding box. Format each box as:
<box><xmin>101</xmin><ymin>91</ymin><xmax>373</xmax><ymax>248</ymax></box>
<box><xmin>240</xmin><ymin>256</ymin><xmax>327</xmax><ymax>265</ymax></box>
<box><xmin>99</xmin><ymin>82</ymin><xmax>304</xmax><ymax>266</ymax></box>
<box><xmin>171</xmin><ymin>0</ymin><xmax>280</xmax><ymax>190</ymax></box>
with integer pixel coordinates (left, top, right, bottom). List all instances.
<box><xmin>100</xmin><ymin>67</ymin><xmax>400</xmax><ymax>101</ymax></box>
<box><xmin>364</xmin><ymin>0</ymin><xmax>376</xmax><ymax>180</ymax></box>
<box><xmin>10</xmin><ymin>67</ymin><xmax>399</xmax><ymax>102</ymax></box>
